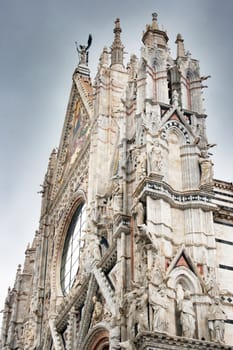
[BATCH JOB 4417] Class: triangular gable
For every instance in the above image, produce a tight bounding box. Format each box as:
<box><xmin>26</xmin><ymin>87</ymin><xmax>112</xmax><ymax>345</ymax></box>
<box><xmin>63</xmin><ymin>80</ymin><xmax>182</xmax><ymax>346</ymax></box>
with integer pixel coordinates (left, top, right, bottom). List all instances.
<box><xmin>160</xmin><ymin>106</ymin><xmax>194</xmax><ymax>136</ymax></box>
<box><xmin>54</xmin><ymin>76</ymin><xmax>93</xmax><ymax>186</ymax></box>
<box><xmin>165</xmin><ymin>246</ymin><xmax>207</xmax><ymax>294</ymax></box>
<box><xmin>166</xmin><ymin>246</ymin><xmax>204</xmax><ymax>282</ymax></box>
<box><xmin>67</xmin><ymin>93</ymin><xmax>90</xmax><ymax>166</ymax></box>
<box><xmin>170</xmin><ymin>111</ymin><xmax>182</xmax><ymax>123</ymax></box>
<box><xmin>175</xmin><ymin>254</ymin><xmax>191</xmax><ymax>269</ymax></box>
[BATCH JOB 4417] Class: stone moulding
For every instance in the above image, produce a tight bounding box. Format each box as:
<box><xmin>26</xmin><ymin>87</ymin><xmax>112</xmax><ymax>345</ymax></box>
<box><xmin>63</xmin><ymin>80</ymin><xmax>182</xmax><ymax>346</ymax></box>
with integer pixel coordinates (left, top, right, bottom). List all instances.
<box><xmin>138</xmin><ymin>179</ymin><xmax>217</xmax><ymax>211</ymax></box>
<box><xmin>81</xmin><ymin>325</ymin><xmax>109</xmax><ymax>350</ymax></box>
<box><xmin>135</xmin><ymin>331</ymin><xmax>233</xmax><ymax>350</ymax></box>
<box><xmin>161</xmin><ymin>119</ymin><xmax>191</xmax><ymax>145</ymax></box>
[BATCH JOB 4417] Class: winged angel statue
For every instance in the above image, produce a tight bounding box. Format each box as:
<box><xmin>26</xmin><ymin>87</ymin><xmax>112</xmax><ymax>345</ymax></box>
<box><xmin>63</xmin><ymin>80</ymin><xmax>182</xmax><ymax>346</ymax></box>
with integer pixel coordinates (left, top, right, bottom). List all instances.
<box><xmin>75</xmin><ymin>34</ymin><xmax>92</xmax><ymax>65</ymax></box>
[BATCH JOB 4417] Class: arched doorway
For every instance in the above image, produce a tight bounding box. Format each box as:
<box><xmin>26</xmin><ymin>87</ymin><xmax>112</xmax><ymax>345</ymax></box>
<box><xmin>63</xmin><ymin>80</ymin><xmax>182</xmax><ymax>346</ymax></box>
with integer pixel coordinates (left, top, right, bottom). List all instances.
<box><xmin>83</xmin><ymin>328</ymin><xmax>109</xmax><ymax>350</ymax></box>
<box><xmin>92</xmin><ymin>336</ymin><xmax>109</xmax><ymax>350</ymax></box>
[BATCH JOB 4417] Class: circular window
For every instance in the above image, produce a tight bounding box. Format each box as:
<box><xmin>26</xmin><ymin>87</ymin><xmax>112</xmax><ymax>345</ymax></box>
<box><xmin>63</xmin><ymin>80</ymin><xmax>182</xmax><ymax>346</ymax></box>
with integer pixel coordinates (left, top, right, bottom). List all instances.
<box><xmin>60</xmin><ymin>203</ymin><xmax>86</xmax><ymax>294</ymax></box>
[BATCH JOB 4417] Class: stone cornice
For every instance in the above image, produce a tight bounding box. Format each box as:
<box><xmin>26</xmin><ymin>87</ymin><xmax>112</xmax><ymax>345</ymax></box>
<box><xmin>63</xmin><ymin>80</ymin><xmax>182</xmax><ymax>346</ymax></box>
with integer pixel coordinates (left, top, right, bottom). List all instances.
<box><xmin>135</xmin><ymin>178</ymin><xmax>217</xmax><ymax>211</ymax></box>
<box><xmin>213</xmin><ymin>209</ymin><xmax>233</xmax><ymax>224</ymax></box>
<box><xmin>214</xmin><ymin>179</ymin><xmax>233</xmax><ymax>193</ymax></box>
<box><xmin>134</xmin><ymin>331</ymin><xmax>233</xmax><ymax>349</ymax></box>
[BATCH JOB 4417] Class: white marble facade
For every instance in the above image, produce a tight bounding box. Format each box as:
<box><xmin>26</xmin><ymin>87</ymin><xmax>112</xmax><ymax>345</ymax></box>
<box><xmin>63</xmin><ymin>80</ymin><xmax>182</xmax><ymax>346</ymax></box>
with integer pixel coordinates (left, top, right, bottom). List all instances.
<box><xmin>1</xmin><ymin>14</ymin><xmax>233</xmax><ymax>350</ymax></box>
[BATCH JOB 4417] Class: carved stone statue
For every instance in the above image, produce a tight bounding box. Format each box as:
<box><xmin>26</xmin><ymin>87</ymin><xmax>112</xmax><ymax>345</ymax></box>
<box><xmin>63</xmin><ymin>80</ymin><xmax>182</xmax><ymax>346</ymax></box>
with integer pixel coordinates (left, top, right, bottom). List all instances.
<box><xmin>178</xmin><ymin>290</ymin><xmax>196</xmax><ymax>338</ymax></box>
<box><xmin>134</xmin><ymin>200</ymin><xmax>145</xmax><ymax>226</ymax></box>
<box><xmin>82</xmin><ymin>232</ymin><xmax>101</xmax><ymax>273</ymax></box>
<box><xmin>88</xmin><ymin>233</ymin><xmax>101</xmax><ymax>262</ymax></box>
<box><xmin>150</xmin><ymin>286</ymin><xmax>168</xmax><ymax>332</ymax></box>
<box><xmin>125</xmin><ymin>287</ymin><xmax>139</xmax><ymax>334</ymax></box>
<box><xmin>75</xmin><ymin>34</ymin><xmax>92</xmax><ymax>66</ymax></box>
<box><xmin>125</xmin><ymin>284</ymin><xmax>149</xmax><ymax>335</ymax></box>
<box><xmin>148</xmin><ymin>142</ymin><xmax>162</xmax><ymax>174</ymax></box>
<box><xmin>208</xmin><ymin>298</ymin><xmax>227</xmax><ymax>343</ymax></box>
<box><xmin>147</xmin><ymin>256</ymin><xmax>164</xmax><ymax>287</ymax></box>
<box><xmin>24</xmin><ymin>323</ymin><xmax>35</xmax><ymax>349</ymax></box>
<box><xmin>137</xmin><ymin>149</ymin><xmax>147</xmax><ymax>180</ymax></box>
<box><xmin>199</xmin><ymin>151</ymin><xmax>214</xmax><ymax>186</ymax></box>
<box><xmin>136</xmin><ymin>287</ymin><xmax>149</xmax><ymax>332</ymax></box>
<box><xmin>92</xmin><ymin>296</ymin><xmax>103</xmax><ymax>325</ymax></box>
<box><xmin>112</xmin><ymin>179</ymin><xmax>123</xmax><ymax>215</ymax></box>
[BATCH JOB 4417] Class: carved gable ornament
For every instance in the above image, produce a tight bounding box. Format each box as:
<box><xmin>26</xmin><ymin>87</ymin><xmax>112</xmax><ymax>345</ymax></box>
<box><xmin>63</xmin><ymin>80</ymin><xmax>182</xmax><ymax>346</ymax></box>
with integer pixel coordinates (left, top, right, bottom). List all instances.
<box><xmin>159</xmin><ymin>107</ymin><xmax>195</xmax><ymax>145</ymax></box>
<box><xmin>166</xmin><ymin>246</ymin><xmax>204</xmax><ymax>294</ymax></box>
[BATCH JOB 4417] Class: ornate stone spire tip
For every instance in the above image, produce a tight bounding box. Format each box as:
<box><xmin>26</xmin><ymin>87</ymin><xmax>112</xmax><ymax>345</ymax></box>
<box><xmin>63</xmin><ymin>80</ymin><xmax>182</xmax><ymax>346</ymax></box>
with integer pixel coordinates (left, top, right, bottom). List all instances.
<box><xmin>151</xmin><ymin>12</ymin><xmax>159</xmax><ymax>30</ymax></box>
<box><xmin>114</xmin><ymin>18</ymin><xmax>122</xmax><ymax>32</ymax></box>
<box><xmin>152</xmin><ymin>12</ymin><xmax>158</xmax><ymax>21</ymax></box>
<box><xmin>111</xmin><ymin>17</ymin><xmax>124</xmax><ymax>66</ymax></box>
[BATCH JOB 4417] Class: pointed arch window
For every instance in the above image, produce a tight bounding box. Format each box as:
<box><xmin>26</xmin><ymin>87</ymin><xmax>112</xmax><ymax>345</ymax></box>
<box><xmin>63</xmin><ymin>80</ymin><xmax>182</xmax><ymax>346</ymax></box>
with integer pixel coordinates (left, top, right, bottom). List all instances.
<box><xmin>60</xmin><ymin>203</ymin><xmax>86</xmax><ymax>294</ymax></box>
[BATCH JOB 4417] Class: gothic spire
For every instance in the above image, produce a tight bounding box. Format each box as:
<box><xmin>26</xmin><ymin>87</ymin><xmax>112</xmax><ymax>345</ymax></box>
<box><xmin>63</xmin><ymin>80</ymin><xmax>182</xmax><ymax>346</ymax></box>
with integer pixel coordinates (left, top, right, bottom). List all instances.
<box><xmin>111</xmin><ymin>18</ymin><xmax>124</xmax><ymax>66</ymax></box>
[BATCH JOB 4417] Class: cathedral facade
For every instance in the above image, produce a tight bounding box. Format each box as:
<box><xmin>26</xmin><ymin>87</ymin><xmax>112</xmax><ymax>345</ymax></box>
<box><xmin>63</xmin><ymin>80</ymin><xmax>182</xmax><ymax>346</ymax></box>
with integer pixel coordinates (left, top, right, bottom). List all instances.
<box><xmin>1</xmin><ymin>14</ymin><xmax>233</xmax><ymax>350</ymax></box>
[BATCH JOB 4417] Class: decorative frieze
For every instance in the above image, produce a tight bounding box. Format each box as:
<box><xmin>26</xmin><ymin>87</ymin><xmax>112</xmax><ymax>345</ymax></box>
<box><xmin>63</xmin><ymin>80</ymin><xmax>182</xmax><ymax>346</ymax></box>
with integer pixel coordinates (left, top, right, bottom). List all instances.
<box><xmin>138</xmin><ymin>179</ymin><xmax>216</xmax><ymax>211</ymax></box>
<box><xmin>134</xmin><ymin>331</ymin><xmax>233</xmax><ymax>350</ymax></box>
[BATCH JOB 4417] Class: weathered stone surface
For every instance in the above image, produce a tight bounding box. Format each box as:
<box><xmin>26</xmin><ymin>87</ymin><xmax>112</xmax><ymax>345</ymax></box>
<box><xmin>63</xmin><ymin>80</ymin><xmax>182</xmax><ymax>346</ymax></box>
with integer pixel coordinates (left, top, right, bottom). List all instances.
<box><xmin>1</xmin><ymin>14</ymin><xmax>233</xmax><ymax>350</ymax></box>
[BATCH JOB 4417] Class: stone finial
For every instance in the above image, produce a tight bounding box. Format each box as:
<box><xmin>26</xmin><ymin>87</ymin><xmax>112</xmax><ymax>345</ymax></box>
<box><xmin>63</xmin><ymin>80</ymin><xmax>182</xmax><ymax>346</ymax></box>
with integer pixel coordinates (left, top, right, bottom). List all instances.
<box><xmin>152</xmin><ymin>12</ymin><xmax>159</xmax><ymax>30</ymax></box>
<box><xmin>175</xmin><ymin>33</ymin><xmax>185</xmax><ymax>58</ymax></box>
<box><xmin>111</xmin><ymin>18</ymin><xmax>124</xmax><ymax>66</ymax></box>
<box><xmin>114</xmin><ymin>18</ymin><xmax>121</xmax><ymax>32</ymax></box>
<box><xmin>99</xmin><ymin>46</ymin><xmax>109</xmax><ymax>67</ymax></box>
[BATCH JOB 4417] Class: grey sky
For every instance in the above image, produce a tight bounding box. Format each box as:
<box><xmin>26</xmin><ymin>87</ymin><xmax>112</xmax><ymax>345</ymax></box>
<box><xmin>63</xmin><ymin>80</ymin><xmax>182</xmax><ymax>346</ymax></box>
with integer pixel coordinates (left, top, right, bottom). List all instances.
<box><xmin>0</xmin><ymin>0</ymin><xmax>233</xmax><ymax>318</ymax></box>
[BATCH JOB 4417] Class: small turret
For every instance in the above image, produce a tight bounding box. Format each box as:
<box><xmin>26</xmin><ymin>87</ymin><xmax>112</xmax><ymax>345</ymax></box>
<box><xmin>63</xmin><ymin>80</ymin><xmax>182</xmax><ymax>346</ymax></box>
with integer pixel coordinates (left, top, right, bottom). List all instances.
<box><xmin>142</xmin><ymin>13</ymin><xmax>169</xmax><ymax>49</ymax></box>
<box><xmin>111</xmin><ymin>18</ymin><xmax>124</xmax><ymax>66</ymax></box>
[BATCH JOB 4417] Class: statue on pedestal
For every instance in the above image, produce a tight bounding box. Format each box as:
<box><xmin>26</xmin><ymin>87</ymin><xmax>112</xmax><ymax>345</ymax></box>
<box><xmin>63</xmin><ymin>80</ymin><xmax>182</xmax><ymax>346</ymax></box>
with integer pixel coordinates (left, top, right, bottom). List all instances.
<box><xmin>148</xmin><ymin>141</ymin><xmax>162</xmax><ymax>174</ymax></box>
<box><xmin>150</xmin><ymin>285</ymin><xmax>168</xmax><ymax>332</ymax></box>
<box><xmin>199</xmin><ymin>150</ymin><xmax>213</xmax><ymax>186</ymax></box>
<box><xmin>208</xmin><ymin>298</ymin><xmax>227</xmax><ymax>343</ymax></box>
<box><xmin>75</xmin><ymin>34</ymin><xmax>92</xmax><ymax>66</ymax></box>
<box><xmin>178</xmin><ymin>290</ymin><xmax>196</xmax><ymax>338</ymax></box>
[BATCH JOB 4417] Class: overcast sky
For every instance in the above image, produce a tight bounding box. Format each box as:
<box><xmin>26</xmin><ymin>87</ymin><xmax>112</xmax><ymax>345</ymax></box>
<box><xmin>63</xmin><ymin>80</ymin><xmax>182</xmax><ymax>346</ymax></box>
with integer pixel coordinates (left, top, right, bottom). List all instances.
<box><xmin>0</xmin><ymin>0</ymin><xmax>233</xmax><ymax>318</ymax></box>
